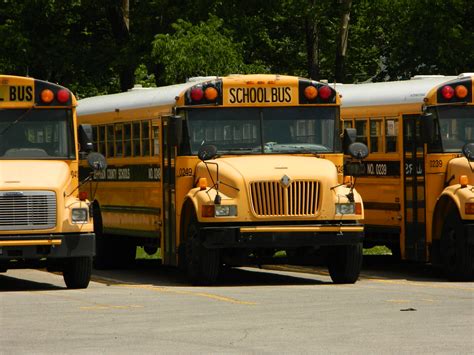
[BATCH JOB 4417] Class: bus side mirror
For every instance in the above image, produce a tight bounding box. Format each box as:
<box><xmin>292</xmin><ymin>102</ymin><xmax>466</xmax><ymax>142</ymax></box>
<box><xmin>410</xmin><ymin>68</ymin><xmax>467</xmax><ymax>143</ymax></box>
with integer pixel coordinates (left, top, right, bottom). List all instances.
<box><xmin>462</xmin><ymin>143</ymin><xmax>474</xmax><ymax>162</ymax></box>
<box><xmin>168</xmin><ymin>115</ymin><xmax>183</xmax><ymax>147</ymax></box>
<box><xmin>78</xmin><ymin>124</ymin><xmax>94</xmax><ymax>152</ymax></box>
<box><xmin>347</xmin><ymin>142</ymin><xmax>369</xmax><ymax>160</ymax></box>
<box><xmin>87</xmin><ymin>152</ymin><xmax>107</xmax><ymax>171</ymax></box>
<box><xmin>342</xmin><ymin>128</ymin><xmax>357</xmax><ymax>154</ymax></box>
<box><xmin>421</xmin><ymin>112</ymin><xmax>435</xmax><ymax>144</ymax></box>
<box><xmin>198</xmin><ymin>144</ymin><xmax>218</xmax><ymax>161</ymax></box>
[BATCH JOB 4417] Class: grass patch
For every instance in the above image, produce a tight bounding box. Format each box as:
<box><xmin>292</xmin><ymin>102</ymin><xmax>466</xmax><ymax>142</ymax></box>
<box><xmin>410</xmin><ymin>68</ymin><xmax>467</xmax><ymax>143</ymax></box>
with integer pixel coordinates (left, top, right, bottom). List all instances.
<box><xmin>135</xmin><ymin>246</ymin><xmax>392</xmax><ymax>260</ymax></box>
<box><xmin>136</xmin><ymin>247</ymin><xmax>161</xmax><ymax>260</ymax></box>
<box><xmin>363</xmin><ymin>246</ymin><xmax>392</xmax><ymax>255</ymax></box>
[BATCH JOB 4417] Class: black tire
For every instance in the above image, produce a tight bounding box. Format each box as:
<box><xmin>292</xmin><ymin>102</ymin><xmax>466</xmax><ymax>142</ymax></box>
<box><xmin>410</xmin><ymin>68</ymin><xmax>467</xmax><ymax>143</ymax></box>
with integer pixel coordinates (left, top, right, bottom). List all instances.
<box><xmin>63</xmin><ymin>256</ymin><xmax>92</xmax><ymax>289</ymax></box>
<box><xmin>327</xmin><ymin>243</ymin><xmax>363</xmax><ymax>284</ymax></box>
<box><xmin>185</xmin><ymin>215</ymin><xmax>220</xmax><ymax>285</ymax></box>
<box><xmin>441</xmin><ymin>209</ymin><xmax>474</xmax><ymax>281</ymax></box>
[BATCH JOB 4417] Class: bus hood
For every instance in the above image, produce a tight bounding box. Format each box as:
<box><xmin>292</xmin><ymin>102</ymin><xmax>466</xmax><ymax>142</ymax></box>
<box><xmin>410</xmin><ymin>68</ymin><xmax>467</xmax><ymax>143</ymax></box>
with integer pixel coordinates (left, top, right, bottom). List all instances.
<box><xmin>196</xmin><ymin>155</ymin><xmax>338</xmax><ymax>191</ymax></box>
<box><xmin>0</xmin><ymin>161</ymin><xmax>71</xmax><ymax>191</ymax></box>
<box><xmin>446</xmin><ymin>157</ymin><xmax>474</xmax><ymax>185</ymax></box>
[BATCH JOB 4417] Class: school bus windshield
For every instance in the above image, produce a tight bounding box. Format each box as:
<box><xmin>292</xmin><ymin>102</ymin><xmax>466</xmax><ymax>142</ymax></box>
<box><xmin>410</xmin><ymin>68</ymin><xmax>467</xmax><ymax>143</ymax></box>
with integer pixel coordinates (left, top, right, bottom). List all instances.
<box><xmin>182</xmin><ymin>106</ymin><xmax>338</xmax><ymax>155</ymax></box>
<box><xmin>427</xmin><ymin>106</ymin><xmax>474</xmax><ymax>153</ymax></box>
<box><xmin>0</xmin><ymin>109</ymin><xmax>76</xmax><ymax>159</ymax></box>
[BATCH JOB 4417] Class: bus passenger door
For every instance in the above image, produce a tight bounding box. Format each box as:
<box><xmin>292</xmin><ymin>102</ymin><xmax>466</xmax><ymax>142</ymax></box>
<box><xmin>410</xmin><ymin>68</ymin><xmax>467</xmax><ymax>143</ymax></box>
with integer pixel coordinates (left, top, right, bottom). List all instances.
<box><xmin>402</xmin><ymin>114</ymin><xmax>426</xmax><ymax>261</ymax></box>
<box><xmin>161</xmin><ymin>116</ymin><xmax>177</xmax><ymax>265</ymax></box>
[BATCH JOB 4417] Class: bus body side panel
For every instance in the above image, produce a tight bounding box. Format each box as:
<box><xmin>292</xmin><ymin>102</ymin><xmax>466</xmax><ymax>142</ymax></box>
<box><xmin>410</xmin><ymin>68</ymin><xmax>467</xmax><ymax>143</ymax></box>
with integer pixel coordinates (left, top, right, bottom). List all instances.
<box><xmin>79</xmin><ymin>108</ymin><xmax>168</xmax><ymax>253</ymax></box>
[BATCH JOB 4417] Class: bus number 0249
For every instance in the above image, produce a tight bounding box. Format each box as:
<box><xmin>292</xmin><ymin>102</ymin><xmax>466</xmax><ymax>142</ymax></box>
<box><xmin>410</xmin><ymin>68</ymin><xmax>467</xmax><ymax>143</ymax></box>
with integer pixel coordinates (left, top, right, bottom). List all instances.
<box><xmin>429</xmin><ymin>159</ymin><xmax>443</xmax><ymax>168</ymax></box>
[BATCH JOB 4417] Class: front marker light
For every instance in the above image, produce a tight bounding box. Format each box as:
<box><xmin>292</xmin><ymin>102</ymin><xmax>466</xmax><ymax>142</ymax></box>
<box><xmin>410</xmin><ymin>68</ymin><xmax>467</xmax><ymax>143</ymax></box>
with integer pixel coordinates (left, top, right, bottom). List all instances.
<box><xmin>215</xmin><ymin>205</ymin><xmax>238</xmax><ymax>217</ymax></box>
<box><xmin>336</xmin><ymin>203</ymin><xmax>355</xmax><ymax>215</ymax></box>
<box><xmin>71</xmin><ymin>208</ymin><xmax>88</xmax><ymax>223</ymax></box>
<box><xmin>466</xmin><ymin>203</ymin><xmax>474</xmax><ymax>215</ymax></box>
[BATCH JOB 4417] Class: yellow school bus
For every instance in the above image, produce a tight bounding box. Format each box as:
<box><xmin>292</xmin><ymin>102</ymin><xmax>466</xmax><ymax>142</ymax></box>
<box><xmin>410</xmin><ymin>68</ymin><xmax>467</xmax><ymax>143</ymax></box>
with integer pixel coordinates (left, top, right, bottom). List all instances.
<box><xmin>338</xmin><ymin>74</ymin><xmax>474</xmax><ymax>280</ymax></box>
<box><xmin>78</xmin><ymin>74</ymin><xmax>367</xmax><ymax>284</ymax></box>
<box><xmin>0</xmin><ymin>75</ymin><xmax>96</xmax><ymax>288</ymax></box>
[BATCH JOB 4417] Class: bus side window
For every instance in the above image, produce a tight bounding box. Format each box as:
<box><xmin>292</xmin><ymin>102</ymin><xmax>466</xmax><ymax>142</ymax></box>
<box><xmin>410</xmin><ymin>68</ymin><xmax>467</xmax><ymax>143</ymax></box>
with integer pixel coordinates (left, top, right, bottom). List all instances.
<box><xmin>153</xmin><ymin>126</ymin><xmax>160</xmax><ymax>156</ymax></box>
<box><xmin>355</xmin><ymin>119</ymin><xmax>368</xmax><ymax>146</ymax></box>
<box><xmin>370</xmin><ymin>119</ymin><xmax>382</xmax><ymax>153</ymax></box>
<box><xmin>124</xmin><ymin>123</ymin><xmax>132</xmax><ymax>157</ymax></box>
<box><xmin>98</xmin><ymin>126</ymin><xmax>106</xmax><ymax>154</ymax></box>
<box><xmin>343</xmin><ymin>120</ymin><xmax>353</xmax><ymax>130</ymax></box>
<box><xmin>115</xmin><ymin>124</ymin><xmax>123</xmax><ymax>157</ymax></box>
<box><xmin>92</xmin><ymin>126</ymin><xmax>98</xmax><ymax>152</ymax></box>
<box><xmin>132</xmin><ymin>122</ymin><xmax>140</xmax><ymax>156</ymax></box>
<box><xmin>142</xmin><ymin>120</ymin><xmax>150</xmax><ymax>156</ymax></box>
<box><xmin>385</xmin><ymin>118</ymin><xmax>398</xmax><ymax>153</ymax></box>
<box><xmin>106</xmin><ymin>124</ymin><xmax>114</xmax><ymax>157</ymax></box>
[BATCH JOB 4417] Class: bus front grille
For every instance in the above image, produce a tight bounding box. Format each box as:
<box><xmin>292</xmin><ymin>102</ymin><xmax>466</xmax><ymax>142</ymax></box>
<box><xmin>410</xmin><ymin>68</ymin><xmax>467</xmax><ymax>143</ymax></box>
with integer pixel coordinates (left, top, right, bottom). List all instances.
<box><xmin>250</xmin><ymin>180</ymin><xmax>320</xmax><ymax>217</ymax></box>
<box><xmin>0</xmin><ymin>191</ymin><xmax>57</xmax><ymax>230</ymax></box>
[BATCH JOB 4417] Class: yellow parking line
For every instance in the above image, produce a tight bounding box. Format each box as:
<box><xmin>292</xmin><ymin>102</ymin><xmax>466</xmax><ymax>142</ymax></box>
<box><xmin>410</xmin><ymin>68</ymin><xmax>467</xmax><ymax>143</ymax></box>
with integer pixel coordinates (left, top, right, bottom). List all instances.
<box><xmin>119</xmin><ymin>284</ymin><xmax>257</xmax><ymax>305</ymax></box>
<box><xmin>91</xmin><ymin>276</ymin><xmax>256</xmax><ymax>305</ymax></box>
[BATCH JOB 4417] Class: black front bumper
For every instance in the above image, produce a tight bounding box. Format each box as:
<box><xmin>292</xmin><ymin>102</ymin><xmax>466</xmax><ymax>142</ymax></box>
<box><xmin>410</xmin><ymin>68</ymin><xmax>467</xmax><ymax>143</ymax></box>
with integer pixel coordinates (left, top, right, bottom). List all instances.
<box><xmin>0</xmin><ymin>233</ymin><xmax>95</xmax><ymax>260</ymax></box>
<box><xmin>201</xmin><ymin>224</ymin><xmax>364</xmax><ymax>248</ymax></box>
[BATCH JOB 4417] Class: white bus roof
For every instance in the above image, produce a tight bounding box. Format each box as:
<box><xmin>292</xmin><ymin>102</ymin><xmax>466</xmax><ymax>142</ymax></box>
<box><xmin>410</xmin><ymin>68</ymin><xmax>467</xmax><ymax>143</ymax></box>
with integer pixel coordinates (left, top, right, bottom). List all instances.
<box><xmin>77</xmin><ymin>81</ymin><xmax>199</xmax><ymax>116</ymax></box>
<box><xmin>335</xmin><ymin>75</ymin><xmax>458</xmax><ymax>107</ymax></box>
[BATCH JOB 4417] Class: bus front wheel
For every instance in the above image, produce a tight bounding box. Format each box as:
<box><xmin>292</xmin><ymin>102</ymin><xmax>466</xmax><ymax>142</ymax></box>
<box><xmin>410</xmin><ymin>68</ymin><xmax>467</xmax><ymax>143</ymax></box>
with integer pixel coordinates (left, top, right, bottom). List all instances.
<box><xmin>63</xmin><ymin>256</ymin><xmax>92</xmax><ymax>289</ymax></box>
<box><xmin>327</xmin><ymin>243</ymin><xmax>363</xmax><ymax>284</ymax></box>
<box><xmin>441</xmin><ymin>210</ymin><xmax>474</xmax><ymax>281</ymax></box>
<box><xmin>185</xmin><ymin>216</ymin><xmax>220</xmax><ymax>285</ymax></box>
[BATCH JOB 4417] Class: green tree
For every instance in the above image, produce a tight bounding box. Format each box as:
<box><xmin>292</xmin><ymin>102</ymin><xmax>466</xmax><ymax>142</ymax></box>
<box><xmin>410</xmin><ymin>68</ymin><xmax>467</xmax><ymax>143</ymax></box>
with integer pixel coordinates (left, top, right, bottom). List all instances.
<box><xmin>151</xmin><ymin>16</ymin><xmax>267</xmax><ymax>85</ymax></box>
<box><xmin>0</xmin><ymin>0</ymin><xmax>122</xmax><ymax>97</ymax></box>
<box><xmin>382</xmin><ymin>0</ymin><xmax>474</xmax><ymax>79</ymax></box>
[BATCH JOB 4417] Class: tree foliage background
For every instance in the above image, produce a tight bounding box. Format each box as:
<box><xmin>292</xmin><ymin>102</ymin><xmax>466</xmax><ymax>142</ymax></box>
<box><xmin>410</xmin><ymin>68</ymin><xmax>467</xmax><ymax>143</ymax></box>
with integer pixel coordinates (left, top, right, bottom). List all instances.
<box><xmin>1</xmin><ymin>0</ymin><xmax>473</xmax><ymax>98</ymax></box>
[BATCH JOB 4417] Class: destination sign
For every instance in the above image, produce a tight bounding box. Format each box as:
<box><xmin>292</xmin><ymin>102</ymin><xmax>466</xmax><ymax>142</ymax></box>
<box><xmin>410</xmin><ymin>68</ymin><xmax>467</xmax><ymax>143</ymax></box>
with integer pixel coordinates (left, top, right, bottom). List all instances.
<box><xmin>224</xmin><ymin>86</ymin><xmax>297</xmax><ymax>105</ymax></box>
<box><xmin>0</xmin><ymin>85</ymin><xmax>34</xmax><ymax>103</ymax></box>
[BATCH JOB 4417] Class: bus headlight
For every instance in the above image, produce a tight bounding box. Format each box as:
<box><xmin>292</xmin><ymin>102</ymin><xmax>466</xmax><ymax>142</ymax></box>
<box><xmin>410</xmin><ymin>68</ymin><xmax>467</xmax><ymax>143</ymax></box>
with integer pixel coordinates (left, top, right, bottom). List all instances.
<box><xmin>336</xmin><ymin>203</ymin><xmax>355</xmax><ymax>215</ymax></box>
<box><xmin>215</xmin><ymin>205</ymin><xmax>238</xmax><ymax>217</ymax></box>
<box><xmin>71</xmin><ymin>208</ymin><xmax>89</xmax><ymax>223</ymax></box>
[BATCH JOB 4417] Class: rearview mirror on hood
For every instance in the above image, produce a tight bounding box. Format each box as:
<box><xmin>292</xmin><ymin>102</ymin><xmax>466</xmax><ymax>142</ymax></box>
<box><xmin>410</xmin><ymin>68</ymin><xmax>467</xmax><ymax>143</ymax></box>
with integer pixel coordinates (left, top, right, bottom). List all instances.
<box><xmin>87</xmin><ymin>152</ymin><xmax>107</xmax><ymax>171</ymax></box>
<box><xmin>462</xmin><ymin>142</ymin><xmax>474</xmax><ymax>162</ymax></box>
<box><xmin>347</xmin><ymin>142</ymin><xmax>369</xmax><ymax>160</ymax></box>
<box><xmin>198</xmin><ymin>144</ymin><xmax>218</xmax><ymax>161</ymax></box>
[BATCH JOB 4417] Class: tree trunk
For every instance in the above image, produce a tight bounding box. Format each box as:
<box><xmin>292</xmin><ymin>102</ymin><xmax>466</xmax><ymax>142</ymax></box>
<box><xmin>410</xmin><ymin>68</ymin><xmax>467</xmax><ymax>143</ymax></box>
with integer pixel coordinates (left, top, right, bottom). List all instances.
<box><xmin>106</xmin><ymin>0</ymin><xmax>134</xmax><ymax>91</ymax></box>
<box><xmin>335</xmin><ymin>0</ymin><xmax>352</xmax><ymax>83</ymax></box>
<box><xmin>305</xmin><ymin>1</ymin><xmax>320</xmax><ymax>80</ymax></box>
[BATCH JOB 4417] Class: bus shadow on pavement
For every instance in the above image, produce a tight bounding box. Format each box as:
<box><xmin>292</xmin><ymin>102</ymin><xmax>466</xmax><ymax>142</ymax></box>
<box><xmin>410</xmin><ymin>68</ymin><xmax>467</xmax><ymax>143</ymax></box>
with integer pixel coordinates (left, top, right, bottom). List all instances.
<box><xmin>92</xmin><ymin>255</ymin><xmax>452</xmax><ymax>288</ymax></box>
<box><xmin>0</xmin><ymin>273</ymin><xmax>64</xmax><ymax>292</ymax></box>
<box><xmin>360</xmin><ymin>255</ymin><xmax>445</xmax><ymax>282</ymax></box>
<box><xmin>92</xmin><ymin>259</ymin><xmax>328</xmax><ymax>288</ymax></box>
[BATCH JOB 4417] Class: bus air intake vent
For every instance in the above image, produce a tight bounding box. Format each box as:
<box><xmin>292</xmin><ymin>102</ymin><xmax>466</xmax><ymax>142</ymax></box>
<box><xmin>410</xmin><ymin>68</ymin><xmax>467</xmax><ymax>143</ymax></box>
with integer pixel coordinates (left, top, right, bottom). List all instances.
<box><xmin>250</xmin><ymin>180</ymin><xmax>320</xmax><ymax>217</ymax></box>
<box><xmin>0</xmin><ymin>191</ymin><xmax>56</xmax><ymax>230</ymax></box>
